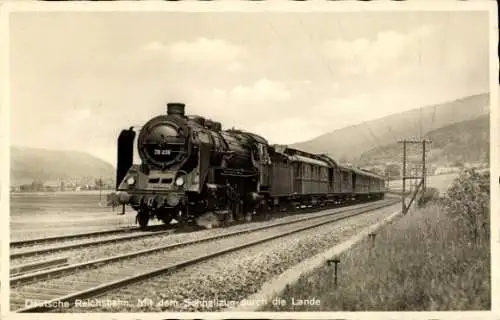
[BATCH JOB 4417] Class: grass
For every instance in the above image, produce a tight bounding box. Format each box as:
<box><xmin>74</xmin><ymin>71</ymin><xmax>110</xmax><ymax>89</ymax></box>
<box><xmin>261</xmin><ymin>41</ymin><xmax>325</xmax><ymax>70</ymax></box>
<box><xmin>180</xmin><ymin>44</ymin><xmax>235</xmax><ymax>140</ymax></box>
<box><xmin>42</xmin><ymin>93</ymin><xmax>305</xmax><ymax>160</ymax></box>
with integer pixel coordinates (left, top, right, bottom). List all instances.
<box><xmin>10</xmin><ymin>192</ymin><xmax>140</xmax><ymax>237</ymax></box>
<box><xmin>263</xmin><ymin>168</ymin><xmax>490</xmax><ymax>311</ymax></box>
<box><xmin>388</xmin><ymin>172</ymin><xmax>459</xmax><ymax>194</ymax></box>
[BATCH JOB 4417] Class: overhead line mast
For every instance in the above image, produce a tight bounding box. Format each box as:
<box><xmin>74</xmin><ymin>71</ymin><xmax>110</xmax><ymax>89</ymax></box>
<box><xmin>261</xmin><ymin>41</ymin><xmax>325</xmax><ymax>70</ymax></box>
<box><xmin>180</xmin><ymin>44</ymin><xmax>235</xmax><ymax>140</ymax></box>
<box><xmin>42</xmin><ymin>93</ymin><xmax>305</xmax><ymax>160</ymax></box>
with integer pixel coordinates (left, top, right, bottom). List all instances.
<box><xmin>397</xmin><ymin>138</ymin><xmax>432</xmax><ymax>214</ymax></box>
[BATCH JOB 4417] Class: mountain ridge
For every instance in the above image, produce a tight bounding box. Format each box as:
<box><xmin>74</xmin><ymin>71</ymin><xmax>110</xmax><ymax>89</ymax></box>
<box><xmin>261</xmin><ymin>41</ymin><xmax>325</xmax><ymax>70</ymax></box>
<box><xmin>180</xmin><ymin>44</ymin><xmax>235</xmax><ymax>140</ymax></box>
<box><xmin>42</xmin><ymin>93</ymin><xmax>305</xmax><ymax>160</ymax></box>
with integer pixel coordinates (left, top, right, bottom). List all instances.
<box><xmin>290</xmin><ymin>93</ymin><xmax>489</xmax><ymax>162</ymax></box>
<box><xmin>11</xmin><ymin>146</ymin><xmax>115</xmax><ymax>186</ymax></box>
<box><xmin>359</xmin><ymin>115</ymin><xmax>489</xmax><ymax>169</ymax></box>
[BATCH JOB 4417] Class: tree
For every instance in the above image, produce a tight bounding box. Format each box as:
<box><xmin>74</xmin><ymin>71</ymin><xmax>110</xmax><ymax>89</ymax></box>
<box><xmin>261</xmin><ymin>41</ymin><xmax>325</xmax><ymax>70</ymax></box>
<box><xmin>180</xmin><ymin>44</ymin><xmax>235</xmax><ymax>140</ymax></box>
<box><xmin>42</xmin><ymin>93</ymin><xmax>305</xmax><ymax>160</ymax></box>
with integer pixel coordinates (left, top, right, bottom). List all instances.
<box><xmin>31</xmin><ymin>180</ymin><xmax>44</xmax><ymax>192</ymax></box>
<box><xmin>95</xmin><ymin>178</ymin><xmax>104</xmax><ymax>200</ymax></box>
<box><xmin>444</xmin><ymin>168</ymin><xmax>489</xmax><ymax>243</ymax></box>
<box><xmin>452</xmin><ymin>159</ymin><xmax>465</xmax><ymax>168</ymax></box>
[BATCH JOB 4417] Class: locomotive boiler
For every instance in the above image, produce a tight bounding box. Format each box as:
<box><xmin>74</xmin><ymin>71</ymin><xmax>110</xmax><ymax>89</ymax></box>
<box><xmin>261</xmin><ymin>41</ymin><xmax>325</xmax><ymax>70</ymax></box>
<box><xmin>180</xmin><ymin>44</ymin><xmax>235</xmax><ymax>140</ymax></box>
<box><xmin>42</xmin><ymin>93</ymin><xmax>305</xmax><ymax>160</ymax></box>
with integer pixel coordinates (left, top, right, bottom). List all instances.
<box><xmin>115</xmin><ymin>103</ymin><xmax>271</xmax><ymax>228</ymax></box>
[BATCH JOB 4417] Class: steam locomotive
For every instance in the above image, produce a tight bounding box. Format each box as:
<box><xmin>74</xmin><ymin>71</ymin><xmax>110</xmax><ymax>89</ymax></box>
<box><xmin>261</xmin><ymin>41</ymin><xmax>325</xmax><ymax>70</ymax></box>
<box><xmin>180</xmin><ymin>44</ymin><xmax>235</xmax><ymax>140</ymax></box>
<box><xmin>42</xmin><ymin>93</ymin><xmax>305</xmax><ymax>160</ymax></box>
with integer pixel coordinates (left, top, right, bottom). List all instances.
<box><xmin>115</xmin><ymin>103</ymin><xmax>386</xmax><ymax>228</ymax></box>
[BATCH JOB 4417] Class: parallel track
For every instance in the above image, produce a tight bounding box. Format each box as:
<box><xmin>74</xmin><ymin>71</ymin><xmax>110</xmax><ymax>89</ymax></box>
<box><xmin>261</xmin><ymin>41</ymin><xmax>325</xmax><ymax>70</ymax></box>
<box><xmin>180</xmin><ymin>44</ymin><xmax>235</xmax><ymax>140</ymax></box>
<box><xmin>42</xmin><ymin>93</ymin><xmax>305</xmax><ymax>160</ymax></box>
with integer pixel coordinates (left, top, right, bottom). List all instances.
<box><xmin>11</xmin><ymin>199</ymin><xmax>398</xmax><ymax>313</ymax></box>
<box><xmin>11</xmin><ymin>225</ymin><xmax>169</xmax><ymax>249</ymax></box>
<box><xmin>11</xmin><ymin>200</ymin><xmax>384</xmax><ymax>262</ymax></box>
<box><xmin>10</xmin><ymin>228</ymin><xmax>174</xmax><ymax>260</ymax></box>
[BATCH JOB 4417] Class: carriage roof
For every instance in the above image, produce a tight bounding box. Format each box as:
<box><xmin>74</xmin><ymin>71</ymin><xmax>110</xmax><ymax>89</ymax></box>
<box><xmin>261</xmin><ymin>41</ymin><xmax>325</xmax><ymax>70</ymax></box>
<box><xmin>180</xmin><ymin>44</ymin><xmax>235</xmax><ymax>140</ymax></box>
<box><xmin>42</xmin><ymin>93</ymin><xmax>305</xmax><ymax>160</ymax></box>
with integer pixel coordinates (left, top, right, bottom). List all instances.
<box><xmin>271</xmin><ymin>145</ymin><xmax>338</xmax><ymax>168</ymax></box>
<box><xmin>288</xmin><ymin>154</ymin><xmax>331</xmax><ymax>167</ymax></box>
<box><xmin>351</xmin><ymin>168</ymin><xmax>385</xmax><ymax>180</ymax></box>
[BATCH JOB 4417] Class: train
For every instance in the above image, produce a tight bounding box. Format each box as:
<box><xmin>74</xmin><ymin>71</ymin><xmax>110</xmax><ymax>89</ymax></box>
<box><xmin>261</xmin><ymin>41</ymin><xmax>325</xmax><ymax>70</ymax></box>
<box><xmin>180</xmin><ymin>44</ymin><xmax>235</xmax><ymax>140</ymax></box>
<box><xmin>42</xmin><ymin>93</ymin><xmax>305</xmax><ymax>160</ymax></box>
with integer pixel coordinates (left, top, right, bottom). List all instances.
<box><xmin>114</xmin><ymin>103</ymin><xmax>387</xmax><ymax>228</ymax></box>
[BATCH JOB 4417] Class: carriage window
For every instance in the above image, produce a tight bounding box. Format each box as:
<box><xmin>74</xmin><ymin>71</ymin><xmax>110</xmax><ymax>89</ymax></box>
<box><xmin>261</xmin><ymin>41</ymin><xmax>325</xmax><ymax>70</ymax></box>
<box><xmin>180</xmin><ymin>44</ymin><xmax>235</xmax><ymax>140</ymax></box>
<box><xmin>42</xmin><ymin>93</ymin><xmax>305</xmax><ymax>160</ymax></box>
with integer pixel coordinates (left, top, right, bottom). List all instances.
<box><xmin>343</xmin><ymin>172</ymin><xmax>349</xmax><ymax>183</ymax></box>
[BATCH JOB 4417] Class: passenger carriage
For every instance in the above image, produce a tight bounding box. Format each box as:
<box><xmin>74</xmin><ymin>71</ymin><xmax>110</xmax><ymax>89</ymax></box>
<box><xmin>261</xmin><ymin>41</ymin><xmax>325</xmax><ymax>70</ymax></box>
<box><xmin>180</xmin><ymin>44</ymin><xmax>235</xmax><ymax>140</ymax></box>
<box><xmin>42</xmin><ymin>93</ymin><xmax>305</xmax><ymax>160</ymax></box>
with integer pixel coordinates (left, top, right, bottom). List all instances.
<box><xmin>265</xmin><ymin>145</ymin><xmax>386</xmax><ymax>208</ymax></box>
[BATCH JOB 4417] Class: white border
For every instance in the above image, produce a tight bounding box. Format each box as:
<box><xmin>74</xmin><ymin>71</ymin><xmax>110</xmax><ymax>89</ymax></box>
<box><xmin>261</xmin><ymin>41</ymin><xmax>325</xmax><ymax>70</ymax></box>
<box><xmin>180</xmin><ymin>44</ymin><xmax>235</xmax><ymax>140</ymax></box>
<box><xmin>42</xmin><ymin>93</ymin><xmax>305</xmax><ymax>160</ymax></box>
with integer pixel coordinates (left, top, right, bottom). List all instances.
<box><xmin>0</xmin><ymin>0</ymin><xmax>498</xmax><ymax>12</ymax></box>
<box><xmin>0</xmin><ymin>1</ymin><xmax>497</xmax><ymax>320</ymax></box>
<box><xmin>0</xmin><ymin>1</ymin><xmax>11</xmax><ymax>318</ymax></box>
<box><xmin>490</xmin><ymin>3</ymin><xmax>500</xmax><ymax>320</ymax></box>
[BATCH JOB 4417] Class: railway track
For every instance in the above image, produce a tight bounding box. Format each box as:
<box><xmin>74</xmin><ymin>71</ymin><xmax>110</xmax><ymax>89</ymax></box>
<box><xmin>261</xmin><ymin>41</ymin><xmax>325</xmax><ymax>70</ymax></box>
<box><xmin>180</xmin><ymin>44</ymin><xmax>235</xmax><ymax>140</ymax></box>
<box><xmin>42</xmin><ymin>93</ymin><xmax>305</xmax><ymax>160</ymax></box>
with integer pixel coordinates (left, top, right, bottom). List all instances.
<box><xmin>10</xmin><ymin>227</ymin><xmax>175</xmax><ymax>261</ymax></box>
<box><xmin>11</xmin><ymin>225</ymin><xmax>169</xmax><ymax>249</ymax></box>
<box><xmin>11</xmin><ymin>198</ymin><xmax>398</xmax><ymax>313</ymax></box>
<box><xmin>11</xmin><ymin>199</ymin><xmax>379</xmax><ymax>250</ymax></box>
<box><xmin>10</xmin><ymin>200</ymin><xmax>386</xmax><ymax>264</ymax></box>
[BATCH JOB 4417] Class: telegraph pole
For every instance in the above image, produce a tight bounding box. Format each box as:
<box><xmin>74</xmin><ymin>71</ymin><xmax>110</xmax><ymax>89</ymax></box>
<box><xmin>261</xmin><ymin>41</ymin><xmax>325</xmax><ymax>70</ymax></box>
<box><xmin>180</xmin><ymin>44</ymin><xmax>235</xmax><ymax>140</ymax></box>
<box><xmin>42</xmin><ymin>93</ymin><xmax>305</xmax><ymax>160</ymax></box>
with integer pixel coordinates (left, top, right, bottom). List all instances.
<box><xmin>422</xmin><ymin>140</ymin><xmax>427</xmax><ymax>194</ymax></box>
<box><xmin>386</xmin><ymin>169</ymin><xmax>390</xmax><ymax>189</ymax></box>
<box><xmin>401</xmin><ymin>140</ymin><xmax>407</xmax><ymax>213</ymax></box>
<box><xmin>99</xmin><ymin>177</ymin><xmax>103</xmax><ymax>202</ymax></box>
<box><xmin>397</xmin><ymin>139</ymin><xmax>431</xmax><ymax>214</ymax></box>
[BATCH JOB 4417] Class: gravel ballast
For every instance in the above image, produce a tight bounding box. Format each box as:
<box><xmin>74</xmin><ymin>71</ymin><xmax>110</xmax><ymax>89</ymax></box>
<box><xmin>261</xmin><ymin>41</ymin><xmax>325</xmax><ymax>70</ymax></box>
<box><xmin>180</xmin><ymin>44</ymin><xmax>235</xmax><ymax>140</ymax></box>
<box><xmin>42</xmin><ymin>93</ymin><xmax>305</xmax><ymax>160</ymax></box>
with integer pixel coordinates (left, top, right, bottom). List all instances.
<box><xmin>62</xmin><ymin>204</ymin><xmax>399</xmax><ymax>313</ymax></box>
<box><xmin>11</xmin><ymin>202</ymin><xmax>387</xmax><ymax>267</ymax></box>
<box><xmin>12</xmin><ymin>203</ymin><xmax>395</xmax><ymax>311</ymax></box>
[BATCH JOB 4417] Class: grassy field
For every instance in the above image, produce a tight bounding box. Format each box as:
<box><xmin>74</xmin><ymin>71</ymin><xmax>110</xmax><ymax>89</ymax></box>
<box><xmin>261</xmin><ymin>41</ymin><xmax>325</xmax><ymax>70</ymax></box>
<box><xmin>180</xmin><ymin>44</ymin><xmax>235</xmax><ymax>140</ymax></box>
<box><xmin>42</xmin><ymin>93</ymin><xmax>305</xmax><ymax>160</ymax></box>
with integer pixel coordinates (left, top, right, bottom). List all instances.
<box><xmin>10</xmin><ymin>191</ymin><xmax>139</xmax><ymax>235</ymax></box>
<box><xmin>388</xmin><ymin>173</ymin><xmax>459</xmax><ymax>194</ymax></box>
<box><xmin>263</xmin><ymin>168</ymin><xmax>490</xmax><ymax>311</ymax></box>
<box><xmin>11</xmin><ymin>191</ymin><xmax>117</xmax><ymax>215</ymax></box>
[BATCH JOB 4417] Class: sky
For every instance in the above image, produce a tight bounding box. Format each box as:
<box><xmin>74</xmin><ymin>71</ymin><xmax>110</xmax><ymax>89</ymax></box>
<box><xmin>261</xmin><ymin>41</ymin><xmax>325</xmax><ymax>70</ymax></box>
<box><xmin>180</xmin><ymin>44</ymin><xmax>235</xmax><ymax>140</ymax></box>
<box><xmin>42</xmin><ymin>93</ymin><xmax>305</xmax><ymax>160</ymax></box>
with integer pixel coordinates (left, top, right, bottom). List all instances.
<box><xmin>9</xmin><ymin>11</ymin><xmax>490</xmax><ymax>166</ymax></box>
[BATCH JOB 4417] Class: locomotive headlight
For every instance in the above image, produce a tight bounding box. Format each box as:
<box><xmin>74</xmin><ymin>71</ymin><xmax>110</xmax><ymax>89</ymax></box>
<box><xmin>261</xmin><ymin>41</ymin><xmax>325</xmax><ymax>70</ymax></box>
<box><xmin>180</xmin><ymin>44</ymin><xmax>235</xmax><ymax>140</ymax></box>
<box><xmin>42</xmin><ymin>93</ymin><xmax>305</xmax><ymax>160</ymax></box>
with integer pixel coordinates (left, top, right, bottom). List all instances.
<box><xmin>126</xmin><ymin>176</ymin><xmax>136</xmax><ymax>185</ymax></box>
<box><xmin>175</xmin><ymin>176</ymin><xmax>185</xmax><ymax>186</ymax></box>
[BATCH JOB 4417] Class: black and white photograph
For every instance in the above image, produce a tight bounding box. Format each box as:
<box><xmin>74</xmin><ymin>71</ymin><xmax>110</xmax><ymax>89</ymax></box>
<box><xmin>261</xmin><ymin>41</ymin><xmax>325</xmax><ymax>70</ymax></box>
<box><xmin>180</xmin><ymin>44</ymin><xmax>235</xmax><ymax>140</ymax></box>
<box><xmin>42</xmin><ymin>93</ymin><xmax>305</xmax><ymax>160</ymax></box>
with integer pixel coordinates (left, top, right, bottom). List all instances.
<box><xmin>2</xmin><ymin>1</ymin><xmax>497</xmax><ymax>316</ymax></box>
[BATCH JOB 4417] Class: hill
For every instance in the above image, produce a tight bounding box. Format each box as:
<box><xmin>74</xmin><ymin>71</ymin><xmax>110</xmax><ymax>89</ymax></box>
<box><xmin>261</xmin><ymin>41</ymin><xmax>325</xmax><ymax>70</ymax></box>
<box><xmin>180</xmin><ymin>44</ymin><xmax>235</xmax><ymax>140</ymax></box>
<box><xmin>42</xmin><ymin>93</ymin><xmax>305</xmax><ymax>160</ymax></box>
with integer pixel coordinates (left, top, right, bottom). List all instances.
<box><xmin>358</xmin><ymin>114</ymin><xmax>489</xmax><ymax>168</ymax></box>
<box><xmin>290</xmin><ymin>93</ymin><xmax>489</xmax><ymax>162</ymax></box>
<box><xmin>11</xmin><ymin>146</ymin><xmax>115</xmax><ymax>187</ymax></box>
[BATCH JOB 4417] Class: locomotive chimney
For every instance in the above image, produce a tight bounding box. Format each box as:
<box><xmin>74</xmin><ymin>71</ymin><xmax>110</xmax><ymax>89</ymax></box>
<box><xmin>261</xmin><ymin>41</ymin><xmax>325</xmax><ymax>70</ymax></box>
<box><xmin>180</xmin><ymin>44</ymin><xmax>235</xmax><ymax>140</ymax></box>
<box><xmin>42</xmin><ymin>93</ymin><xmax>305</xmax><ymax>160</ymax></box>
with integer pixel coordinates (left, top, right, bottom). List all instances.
<box><xmin>166</xmin><ymin>103</ymin><xmax>185</xmax><ymax>116</ymax></box>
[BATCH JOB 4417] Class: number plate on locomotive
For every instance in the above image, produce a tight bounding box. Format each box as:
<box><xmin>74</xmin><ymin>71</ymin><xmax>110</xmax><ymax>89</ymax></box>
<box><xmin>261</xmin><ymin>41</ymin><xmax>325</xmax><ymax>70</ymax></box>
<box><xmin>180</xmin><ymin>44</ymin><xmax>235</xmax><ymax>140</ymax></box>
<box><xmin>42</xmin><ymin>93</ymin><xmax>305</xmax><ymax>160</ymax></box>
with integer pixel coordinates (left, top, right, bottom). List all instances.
<box><xmin>154</xmin><ymin>149</ymin><xmax>172</xmax><ymax>155</ymax></box>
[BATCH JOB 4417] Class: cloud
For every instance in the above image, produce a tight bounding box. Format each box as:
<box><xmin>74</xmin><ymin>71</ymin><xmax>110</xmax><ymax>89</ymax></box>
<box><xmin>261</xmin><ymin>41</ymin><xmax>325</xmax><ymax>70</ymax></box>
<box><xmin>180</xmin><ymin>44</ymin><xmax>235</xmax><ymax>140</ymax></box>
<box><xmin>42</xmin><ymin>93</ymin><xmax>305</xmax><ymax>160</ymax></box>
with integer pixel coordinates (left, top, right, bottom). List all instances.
<box><xmin>322</xmin><ymin>25</ymin><xmax>437</xmax><ymax>77</ymax></box>
<box><xmin>212</xmin><ymin>78</ymin><xmax>292</xmax><ymax>105</ymax></box>
<box><xmin>228</xmin><ymin>61</ymin><xmax>243</xmax><ymax>72</ymax></box>
<box><xmin>289</xmin><ymin>80</ymin><xmax>313</xmax><ymax>86</ymax></box>
<box><xmin>196</xmin><ymin>78</ymin><xmax>294</xmax><ymax>133</ymax></box>
<box><xmin>66</xmin><ymin>108</ymin><xmax>91</xmax><ymax>124</ymax></box>
<box><xmin>249</xmin><ymin>117</ymin><xmax>323</xmax><ymax>144</ymax></box>
<box><xmin>139</xmin><ymin>38</ymin><xmax>246</xmax><ymax>71</ymax></box>
<box><xmin>140</xmin><ymin>41</ymin><xmax>166</xmax><ymax>53</ymax></box>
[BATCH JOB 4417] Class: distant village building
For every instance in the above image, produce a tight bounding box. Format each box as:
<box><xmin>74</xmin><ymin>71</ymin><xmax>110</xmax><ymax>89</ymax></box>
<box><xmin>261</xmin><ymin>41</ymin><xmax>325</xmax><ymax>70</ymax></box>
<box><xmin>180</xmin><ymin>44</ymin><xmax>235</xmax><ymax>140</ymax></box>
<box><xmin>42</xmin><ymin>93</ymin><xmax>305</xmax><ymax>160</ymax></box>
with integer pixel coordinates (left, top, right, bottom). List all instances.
<box><xmin>43</xmin><ymin>180</ymin><xmax>61</xmax><ymax>192</ymax></box>
<box><xmin>464</xmin><ymin>162</ymin><xmax>488</xmax><ymax>169</ymax></box>
<box><xmin>10</xmin><ymin>175</ymin><xmax>115</xmax><ymax>193</ymax></box>
<box><xmin>435</xmin><ymin>166</ymin><xmax>461</xmax><ymax>175</ymax></box>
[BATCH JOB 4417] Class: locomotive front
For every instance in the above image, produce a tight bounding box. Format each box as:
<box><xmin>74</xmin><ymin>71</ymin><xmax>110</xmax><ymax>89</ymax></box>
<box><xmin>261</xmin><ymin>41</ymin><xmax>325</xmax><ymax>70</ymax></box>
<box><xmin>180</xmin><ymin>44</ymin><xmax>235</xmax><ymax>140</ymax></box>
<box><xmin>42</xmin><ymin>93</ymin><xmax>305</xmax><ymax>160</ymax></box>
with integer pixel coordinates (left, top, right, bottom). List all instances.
<box><xmin>115</xmin><ymin>103</ymin><xmax>200</xmax><ymax>227</ymax></box>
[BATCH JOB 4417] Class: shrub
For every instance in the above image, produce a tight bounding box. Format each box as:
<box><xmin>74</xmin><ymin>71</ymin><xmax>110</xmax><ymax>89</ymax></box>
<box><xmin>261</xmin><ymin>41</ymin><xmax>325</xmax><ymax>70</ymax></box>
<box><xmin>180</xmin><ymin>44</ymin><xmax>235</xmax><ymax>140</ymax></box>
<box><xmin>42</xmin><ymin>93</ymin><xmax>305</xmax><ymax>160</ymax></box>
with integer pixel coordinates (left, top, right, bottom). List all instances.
<box><xmin>443</xmin><ymin>168</ymin><xmax>490</xmax><ymax>243</ymax></box>
<box><xmin>418</xmin><ymin>187</ymin><xmax>440</xmax><ymax>207</ymax></box>
<box><xmin>107</xmin><ymin>192</ymin><xmax>120</xmax><ymax>207</ymax></box>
